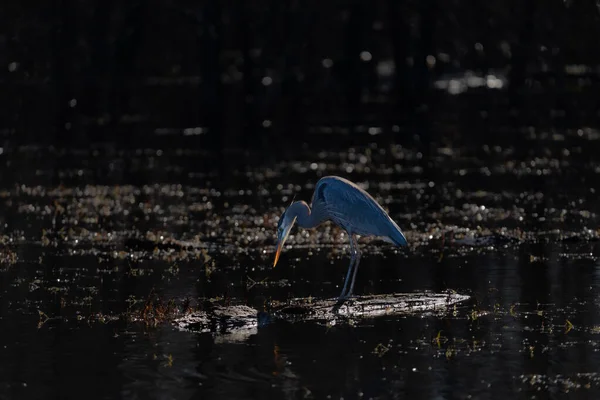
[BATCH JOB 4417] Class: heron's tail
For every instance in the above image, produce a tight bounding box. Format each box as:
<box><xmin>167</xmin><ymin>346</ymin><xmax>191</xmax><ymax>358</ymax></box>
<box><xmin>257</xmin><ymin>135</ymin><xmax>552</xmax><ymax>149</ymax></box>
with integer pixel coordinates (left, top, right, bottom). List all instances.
<box><xmin>390</xmin><ymin>229</ymin><xmax>408</xmax><ymax>247</ymax></box>
<box><xmin>387</xmin><ymin>218</ymin><xmax>408</xmax><ymax>247</ymax></box>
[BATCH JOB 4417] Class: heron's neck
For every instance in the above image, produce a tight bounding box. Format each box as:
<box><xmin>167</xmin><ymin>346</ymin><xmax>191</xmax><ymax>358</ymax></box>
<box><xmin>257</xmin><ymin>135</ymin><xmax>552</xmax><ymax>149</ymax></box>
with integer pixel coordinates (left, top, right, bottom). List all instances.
<box><xmin>288</xmin><ymin>201</ymin><xmax>321</xmax><ymax>229</ymax></box>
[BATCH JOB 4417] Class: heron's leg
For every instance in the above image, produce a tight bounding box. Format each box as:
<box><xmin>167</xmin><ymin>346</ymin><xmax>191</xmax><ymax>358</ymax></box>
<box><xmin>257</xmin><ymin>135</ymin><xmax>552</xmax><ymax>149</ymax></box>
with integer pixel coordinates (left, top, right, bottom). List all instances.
<box><xmin>339</xmin><ymin>251</ymin><xmax>355</xmax><ymax>299</ymax></box>
<box><xmin>339</xmin><ymin>235</ymin><xmax>357</xmax><ymax>299</ymax></box>
<box><xmin>346</xmin><ymin>235</ymin><xmax>362</xmax><ymax>297</ymax></box>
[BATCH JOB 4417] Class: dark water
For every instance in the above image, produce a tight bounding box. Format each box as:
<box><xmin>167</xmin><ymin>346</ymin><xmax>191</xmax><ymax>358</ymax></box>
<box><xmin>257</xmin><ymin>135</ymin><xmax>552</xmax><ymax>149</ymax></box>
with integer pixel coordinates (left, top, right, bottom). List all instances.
<box><xmin>5</xmin><ymin>1</ymin><xmax>600</xmax><ymax>397</ymax></box>
<box><xmin>2</xmin><ymin>126</ymin><xmax>600</xmax><ymax>400</ymax></box>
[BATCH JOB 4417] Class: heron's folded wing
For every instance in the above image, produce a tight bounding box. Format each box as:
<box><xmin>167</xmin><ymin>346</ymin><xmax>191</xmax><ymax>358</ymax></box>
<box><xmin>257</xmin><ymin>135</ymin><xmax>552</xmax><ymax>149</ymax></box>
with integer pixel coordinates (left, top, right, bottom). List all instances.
<box><xmin>321</xmin><ymin>181</ymin><xmax>388</xmax><ymax>235</ymax></box>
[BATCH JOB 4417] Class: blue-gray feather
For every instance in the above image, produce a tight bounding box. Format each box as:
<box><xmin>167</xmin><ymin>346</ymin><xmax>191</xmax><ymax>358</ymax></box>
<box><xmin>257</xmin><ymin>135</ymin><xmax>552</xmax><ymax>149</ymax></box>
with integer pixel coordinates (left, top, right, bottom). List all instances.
<box><xmin>310</xmin><ymin>176</ymin><xmax>407</xmax><ymax>246</ymax></box>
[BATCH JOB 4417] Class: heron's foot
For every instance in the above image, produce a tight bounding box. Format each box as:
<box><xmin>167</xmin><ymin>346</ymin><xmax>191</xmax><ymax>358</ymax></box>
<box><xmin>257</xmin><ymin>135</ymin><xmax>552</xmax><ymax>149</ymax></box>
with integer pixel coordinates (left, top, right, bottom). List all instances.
<box><xmin>335</xmin><ymin>294</ymin><xmax>356</xmax><ymax>304</ymax></box>
<box><xmin>332</xmin><ymin>294</ymin><xmax>357</xmax><ymax>313</ymax></box>
<box><xmin>332</xmin><ymin>297</ymin><xmax>346</xmax><ymax>313</ymax></box>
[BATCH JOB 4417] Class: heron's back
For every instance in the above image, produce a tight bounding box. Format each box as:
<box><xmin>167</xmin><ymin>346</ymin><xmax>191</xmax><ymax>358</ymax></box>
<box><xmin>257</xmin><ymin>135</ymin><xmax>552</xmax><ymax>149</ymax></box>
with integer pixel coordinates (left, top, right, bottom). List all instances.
<box><xmin>311</xmin><ymin>176</ymin><xmax>407</xmax><ymax>245</ymax></box>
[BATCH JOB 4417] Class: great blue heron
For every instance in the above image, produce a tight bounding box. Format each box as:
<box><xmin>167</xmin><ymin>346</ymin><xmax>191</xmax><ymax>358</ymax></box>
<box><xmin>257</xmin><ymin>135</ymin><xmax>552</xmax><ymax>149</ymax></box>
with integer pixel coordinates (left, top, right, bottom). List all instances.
<box><xmin>273</xmin><ymin>176</ymin><xmax>408</xmax><ymax>299</ymax></box>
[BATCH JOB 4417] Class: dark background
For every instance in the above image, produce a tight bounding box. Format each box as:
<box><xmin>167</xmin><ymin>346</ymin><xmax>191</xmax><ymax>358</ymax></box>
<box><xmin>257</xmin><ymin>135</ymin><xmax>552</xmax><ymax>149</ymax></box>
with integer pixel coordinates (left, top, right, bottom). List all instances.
<box><xmin>3</xmin><ymin>2</ymin><xmax>600</xmax><ymax>399</ymax></box>
<box><xmin>2</xmin><ymin>0</ymin><xmax>600</xmax><ymax>157</ymax></box>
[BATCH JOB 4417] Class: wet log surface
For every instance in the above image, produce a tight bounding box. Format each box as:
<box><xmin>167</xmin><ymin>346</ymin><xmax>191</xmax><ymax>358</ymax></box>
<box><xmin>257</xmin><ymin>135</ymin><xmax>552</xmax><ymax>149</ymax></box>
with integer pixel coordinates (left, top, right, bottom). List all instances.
<box><xmin>172</xmin><ymin>305</ymin><xmax>259</xmax><ymax>334</ymax></box>
<box><xmin>173</xmin><ymin>291</ymin><xmax>470</xmax><ymax>333</ymax></box>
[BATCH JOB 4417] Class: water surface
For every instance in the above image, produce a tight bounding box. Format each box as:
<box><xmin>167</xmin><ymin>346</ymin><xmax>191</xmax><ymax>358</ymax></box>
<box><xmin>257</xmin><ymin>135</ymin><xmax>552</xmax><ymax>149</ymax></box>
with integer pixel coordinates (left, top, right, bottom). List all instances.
<box><xmin>1</xmin><ymin>129</ymin><xmax>600</xmax><ymax>399</ymax></box>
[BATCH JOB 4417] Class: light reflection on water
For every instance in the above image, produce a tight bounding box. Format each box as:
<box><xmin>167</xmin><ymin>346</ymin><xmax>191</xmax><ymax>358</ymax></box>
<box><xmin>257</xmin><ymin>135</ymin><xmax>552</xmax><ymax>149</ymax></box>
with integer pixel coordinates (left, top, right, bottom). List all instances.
<box><xmin>1</xmin><ymin>133</ymin><xmax>600</xmax><ymax>399</ymax></box>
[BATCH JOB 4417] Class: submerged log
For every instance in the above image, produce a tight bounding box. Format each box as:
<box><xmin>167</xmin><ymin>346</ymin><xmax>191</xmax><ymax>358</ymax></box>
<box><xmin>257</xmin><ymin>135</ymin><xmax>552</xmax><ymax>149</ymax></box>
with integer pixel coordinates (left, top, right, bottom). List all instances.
<box><xmin>273</xmin><ymin>291</ymin><xmax>470</xmax><ymax>322</ymax></box>
<box><xmin>172</xmin><ymin>291</ymin><xmax>470</xmax><ymax>334</ymax></box>
<box><xmin>172</xmin><ymin>305</ymin><xmax>258</xmax><ymax>334</ymax></box>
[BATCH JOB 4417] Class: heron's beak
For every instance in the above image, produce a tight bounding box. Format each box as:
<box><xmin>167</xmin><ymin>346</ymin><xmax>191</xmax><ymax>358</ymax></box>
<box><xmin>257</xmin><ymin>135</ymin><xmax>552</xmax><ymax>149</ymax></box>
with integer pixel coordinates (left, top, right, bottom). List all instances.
<box><xmin>273</xmin><ymin>241</ymin><xmax>283</xmax><ymax>267</ymax></box>
<box><xmin>273</xmin><ymin>218</ymin><xmax>296</xmax><ymax>268</ymax></box>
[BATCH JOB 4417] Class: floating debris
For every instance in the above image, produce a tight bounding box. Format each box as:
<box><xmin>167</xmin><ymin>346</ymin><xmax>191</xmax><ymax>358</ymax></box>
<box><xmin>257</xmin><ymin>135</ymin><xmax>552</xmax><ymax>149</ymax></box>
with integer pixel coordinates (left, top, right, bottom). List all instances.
<box><xmin>172</xmin><ymin>291</ymin><xmax>470</xmax><ymax>333</ymax></box>
<box><xmin>172</xmin><ymin>305</ymin><xmax>258</xmax><ymax>334</ymax></box>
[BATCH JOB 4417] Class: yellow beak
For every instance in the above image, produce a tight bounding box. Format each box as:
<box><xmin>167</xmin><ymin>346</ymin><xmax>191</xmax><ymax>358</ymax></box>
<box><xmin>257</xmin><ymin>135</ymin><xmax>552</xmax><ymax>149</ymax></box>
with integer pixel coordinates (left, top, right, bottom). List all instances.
<box><xmin>273</xmin><ymin>242</ymin><xmax>283</xmax><ymax>267</ymax></box>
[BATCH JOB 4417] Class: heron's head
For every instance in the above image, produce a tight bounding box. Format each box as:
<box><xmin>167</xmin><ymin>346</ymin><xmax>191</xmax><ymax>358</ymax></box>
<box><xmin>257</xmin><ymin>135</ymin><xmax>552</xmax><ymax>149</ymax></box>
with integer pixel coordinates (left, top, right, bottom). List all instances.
<box><xmin>273</xmin><ymin>209</ymin><xmax>297</xmax><ymax>267</ymax></box>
